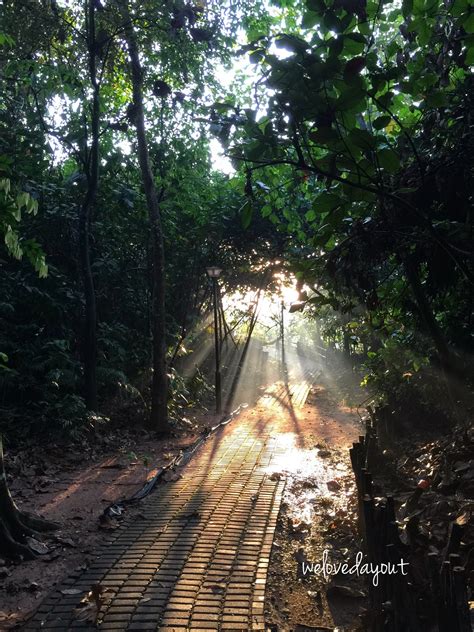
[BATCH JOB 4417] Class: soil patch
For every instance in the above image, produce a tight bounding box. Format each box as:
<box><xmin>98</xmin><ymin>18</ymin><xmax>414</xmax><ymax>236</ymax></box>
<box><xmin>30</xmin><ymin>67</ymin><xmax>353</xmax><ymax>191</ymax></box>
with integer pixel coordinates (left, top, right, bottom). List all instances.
<box><xmin>264</xmin><ymin>377</ymin><xmax>367</xmax><ymax>631</ymax></box>
<box><xmin>0</xmin><ymin>411</ymin><xmax>219</xmax><ymax>629</ymax></box>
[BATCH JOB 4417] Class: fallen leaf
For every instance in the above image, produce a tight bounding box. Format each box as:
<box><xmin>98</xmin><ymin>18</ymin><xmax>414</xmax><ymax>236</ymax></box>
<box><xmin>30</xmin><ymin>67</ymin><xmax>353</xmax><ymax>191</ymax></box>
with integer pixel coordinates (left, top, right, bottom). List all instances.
<box><xmin>455</xmin><ymin>511</ymin><xmax>470</xmax><ymax>526</ymax></box>
<box><xmin>98</xmin><ymin>515</ymin><xmax>119</xmax><ymax>531</ymax></box>
<box><xmin>162</xmin><ymin>469</ymin><xmax>181</xmax><ymax>482</ymax></box>
<box><xmin>73</xmin><ymin>584</ymin><xmax>108</xmax><ymax>624</ymax></box>
<box><xmin>454</xmin><ymin>461</ymin><xmax>471</xmax><ymax>473</ymax></box>
<box><xmin>26</xmin><ymin>537</ymin><xmax>49</xmax><ymax>555</ymax></box>
<box><xmin>61</xmin><ymin>588</ymin><xmax>83</xmax><ymax>595</ymax></box>
<box><xmin>294</xmin><ymin>548</ymin><xmax>308</xmax><ymax>563</ymax></box>
<box><xmin>327</xmin><ymin>584</ymin><xmax>366</xmax><ymax>599</ymax></box>
<box><xmin>54</xmin><ymin>536</ymin><xmax>75</xmax><ymax>548</ymax></box>
<box><xmin>295</xmin><ymin>625</ymin><xmax>333</xmax><ymax>631</ymax></box>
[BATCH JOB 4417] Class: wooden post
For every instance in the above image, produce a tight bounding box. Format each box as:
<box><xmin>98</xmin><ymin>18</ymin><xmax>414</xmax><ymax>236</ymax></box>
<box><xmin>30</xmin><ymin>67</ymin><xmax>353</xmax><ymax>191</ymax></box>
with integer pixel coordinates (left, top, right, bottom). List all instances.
<box><xmin>452</xmin><ymin>566</ymin><xmax>471</xmax><ymax>632</ymax></box>
<box><xmin>443</xmin><ymin>522</ymin><xmax>464</xmax><ymax>561</ymax></box>
<box><xmin>363</xmin><ymin>494</ymin><xmax>376</xmax><ymax>561</ymax></box>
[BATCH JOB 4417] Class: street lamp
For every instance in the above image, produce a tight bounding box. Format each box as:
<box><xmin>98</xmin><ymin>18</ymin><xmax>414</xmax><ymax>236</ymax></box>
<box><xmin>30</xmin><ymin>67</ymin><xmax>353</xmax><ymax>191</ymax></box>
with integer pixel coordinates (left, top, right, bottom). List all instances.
<box><xmin>206</xmin><ymin>266</ymin><xmax>222</xmax><ymax>414</ymax></box>
<box><xmin>280</xmin><ymin>300</ymin><xmax>287</xmax><ymax>374</ymax></box>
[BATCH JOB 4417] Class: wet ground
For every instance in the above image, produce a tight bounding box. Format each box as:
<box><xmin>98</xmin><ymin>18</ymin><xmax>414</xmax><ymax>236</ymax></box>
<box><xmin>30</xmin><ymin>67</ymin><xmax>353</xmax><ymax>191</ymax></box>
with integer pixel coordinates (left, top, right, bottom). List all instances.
<box><xmin>263</xmin><ymin>378</ymin><xmax>366</xmax><ymax>631</ymax></box>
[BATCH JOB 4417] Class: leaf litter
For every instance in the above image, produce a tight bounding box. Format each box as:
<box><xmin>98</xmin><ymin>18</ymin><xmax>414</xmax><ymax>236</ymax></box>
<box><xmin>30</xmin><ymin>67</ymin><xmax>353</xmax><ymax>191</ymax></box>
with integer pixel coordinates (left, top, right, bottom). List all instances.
<box><xmin>261</xmin><ymin>378</ymin><xmax>366</xmax><ymax>631</ymax></box>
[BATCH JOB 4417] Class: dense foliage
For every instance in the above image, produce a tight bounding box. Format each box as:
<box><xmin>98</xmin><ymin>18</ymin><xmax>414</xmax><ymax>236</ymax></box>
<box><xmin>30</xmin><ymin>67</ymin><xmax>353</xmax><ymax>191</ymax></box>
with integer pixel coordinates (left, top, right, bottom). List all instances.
<box><xmin>226</xmin><ymin>0</ymin><xmax>474</xmax><ymax>420</ymax></box>
<box><xmin>0</xmin><ymin>0</ymin><xmax>279</xmax><ymax>438</ymax></box>
<box><xmin>0</xmin><ymin>0</ymin><xmax>472</xmax><ymax>439</ymax></box>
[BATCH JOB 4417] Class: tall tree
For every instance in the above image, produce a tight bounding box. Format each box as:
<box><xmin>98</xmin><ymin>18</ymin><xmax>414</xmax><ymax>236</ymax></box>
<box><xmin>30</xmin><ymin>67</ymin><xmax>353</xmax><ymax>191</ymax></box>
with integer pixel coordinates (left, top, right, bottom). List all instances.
<box><xmin>119</xmin><ymin>0</ymin><xmax>169</xmax><ymax>432</ymax></box>
<box><xmin>80</xmin><ymin>0</ymin><xmax>101</xmax><ymax>410</ymax></box>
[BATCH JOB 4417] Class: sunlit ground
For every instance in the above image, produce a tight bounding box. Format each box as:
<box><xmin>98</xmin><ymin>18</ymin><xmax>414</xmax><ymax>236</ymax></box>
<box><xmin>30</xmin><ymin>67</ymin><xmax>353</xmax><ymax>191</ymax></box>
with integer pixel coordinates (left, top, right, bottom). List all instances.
<box><xmin>226</xmin><ymin>343</ymin><xmax>361</xmax><ymax>630</ymax></box>
<box><xmin>3</xmin><ymin>285</ymin><xmax>364</xmax><ymax>629</ymax></box>
<box><xmin>177</xmin><ymin>272</ymin><xmax>367</xmax><ymax>418</ymax></box>
<box><xmin>176</xmin><ymin>274</ymin><xmax>365</xmax><ymax>558</ymax></box>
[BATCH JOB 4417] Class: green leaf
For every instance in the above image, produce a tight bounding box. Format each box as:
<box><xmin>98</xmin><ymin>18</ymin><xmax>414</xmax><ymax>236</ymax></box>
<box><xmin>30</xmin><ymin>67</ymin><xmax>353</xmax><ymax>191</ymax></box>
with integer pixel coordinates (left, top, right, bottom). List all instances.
<box><xmin>344</xmin><ymin>183</ymin><xmax>374</xmax><ymax>201</ymax></box>
<box><xmin>0</xmin><ymin>32</ymin><xmax>15</xmax><ymax>47</ymax></box>
<box><xmin>249</xmin><ymin>49</ymin><xmax>265</xmax><ymax>63</ymax></box>
<box><xmin>395</xmin><ymin>186</ymin><xmax>418</xmax><ymax>194</ymax></box>
<box><xmin>373</xmin><ymin>115</ymin><xmax>392</xmax><ymax>130</ymax></box>
<box><xmin>16</xmin><ymin>192</ymin><xmax>28</xmax><ymax>209</ymax></box>
<box><xmin>0</xmin><ymin>177</ymin><xmax>11</xmax><ymax>193</ymax></box>
<box><xmin>425</xmin><ymin>91</ymin><xmax>447</xmax><ymax>107</ymax></box>
<box><xmin>274</xmin><ymin>34</ymin><xmax>308</xmax><ymax>53</ymax></box>
<box><xmin>451</xmin><ymin>0</ymin><xmax>468</xmax><ymax>16</ymax></box>
<box><xmin>462</xmin><ymin>13</ymin><xmax>474</xmax><ymax>34</ymax></box>
<box><xmin>402</xmin><ymin>0</ymin><xmax>413</xmax><ymax>17</ymax></box>
<box><xmin>315</xmin><ymin>191</ymin><xmax>341</xmax><ymax>212</ymax></box>
<box><xmin>241</xmin><ymin>200</ymin><xmax>253</xmax><ymax>229</ymax></box>
<box><xmin>337</xmin><ymin>85</ymin><xmax>366</xmax><ymax>110</ymax></box>
<box><xmin>308</xmin><ymin>294</ymin><xmax>333</xmax><ymax>307</ymax></box>
<box><xmin>378</xmin><ymin>148</ymin><xmax>400</xmax><ymax>172</ymax></box>
<box><xmin>309</xmin><ymin>127</ymin><xmax>339</xmax><ymax>144</ymax></box>
<box><xmin>348</xmin><ymin>128</ymin><xmax>377</xmax><ymax>151</ymax></box>
<box><xmin>358</xmin><ymin>21</ymin><xmax>372</xmax><ymax>36</ymax></box>
<box><xmin>417</xmin><ymin>20</ymin><xmax>432</xmax><ymax>45</ymax></box>
<box><xmin>246</xmin><ymin>141</ymin><xmax>267</xmax><ymax>161</ymax></box>
<box><xmin>4</xmin><ymin>226</ymin><xmax>22</xmax><ymax>259</ymax></box>
<box><xmin>302</xmin><ymin>11</ymin><xmax>319</xmax><ymax>28</ymax></box>
<box><xmin>343</xmin><ymin>34</ymin><xmax>366</xmax><ymax>55</ymax></box>
<box><xmin>465</xmin><ymin>45</ymin><xmax>474</xmax><ymax>66</ymax></box>
<box><xmin>323</xmin><ymin>11</ymin><xmax>342</xmax><ymax>32</ymax></box>
<box><xmin>306</xmin><ymin>0</ymin><xmax>326</xmax><ymax>10</ymax></box>
<box><xmin>343</xmin><ymin>57</ymin><xmax>366</xmax><ymax>83</ymax></box>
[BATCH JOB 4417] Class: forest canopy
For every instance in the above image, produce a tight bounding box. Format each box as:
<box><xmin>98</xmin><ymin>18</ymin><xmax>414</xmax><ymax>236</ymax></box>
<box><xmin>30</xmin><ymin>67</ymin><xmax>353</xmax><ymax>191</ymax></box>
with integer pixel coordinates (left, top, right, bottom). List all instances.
<box><xmin>0</xmin><ymin>0</ymin><xmax>472</xmax><ymax>440</ymax></box>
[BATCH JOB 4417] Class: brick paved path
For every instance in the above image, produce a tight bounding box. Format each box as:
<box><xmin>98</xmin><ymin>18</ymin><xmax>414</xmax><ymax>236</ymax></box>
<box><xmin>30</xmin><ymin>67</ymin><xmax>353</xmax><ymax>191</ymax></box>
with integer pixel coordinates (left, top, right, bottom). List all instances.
<box><xmin>24</xmin><ymin>396</ymin><xmax>298</xmax><ymax>632</ymax></box>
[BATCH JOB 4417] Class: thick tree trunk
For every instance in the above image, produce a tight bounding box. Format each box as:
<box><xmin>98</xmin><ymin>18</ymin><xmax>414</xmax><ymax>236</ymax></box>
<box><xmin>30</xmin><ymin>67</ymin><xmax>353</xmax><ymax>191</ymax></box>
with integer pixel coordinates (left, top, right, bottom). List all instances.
<box><xmin>79</xmin><ymin>0</ymin><xmax>100</xmax><ymax>411</ymax></box>
<box><xmin>120</xmin><ymin>1</ymin><xmax>169</xmax><ymax>433</ymax></box>
<box><xmin>0</xmin><ymin>436</ymin><xmax>58</xmax><ymax>560</ymax></box>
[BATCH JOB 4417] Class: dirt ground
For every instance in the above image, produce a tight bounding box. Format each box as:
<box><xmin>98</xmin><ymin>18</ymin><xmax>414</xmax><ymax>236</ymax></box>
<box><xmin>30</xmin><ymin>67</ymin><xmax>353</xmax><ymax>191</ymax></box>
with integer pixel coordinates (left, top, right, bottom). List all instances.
<box><xmin>259</xmin><ymin>376</ymin><xmax>368</xmax><ymax>632</ymax></box>
<box><xmin>0</xmin><ymin>360</ymin><xmax>368</xmax><ymax>631</ymax></box>
<box><xmin>0</xmin><ymin>413</ymin><xmax>219</xmax><ymax>630</ymax></box>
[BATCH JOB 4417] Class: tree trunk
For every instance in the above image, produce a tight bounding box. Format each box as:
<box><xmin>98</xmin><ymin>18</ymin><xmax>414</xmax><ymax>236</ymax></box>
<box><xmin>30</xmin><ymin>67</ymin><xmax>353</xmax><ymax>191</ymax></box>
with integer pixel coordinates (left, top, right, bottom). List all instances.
<box><xmin>402</xmin><ymin>255</ymin><xmax>453</xmax><ymax>367</ymax></box>
<box><xmin>0</xmin><ymin>436</ymin><xmax>58</xmax><ymax>560</ymax></box>
<box><xmin>79</xmin><ymin>0</ymin><xmax>100</xmax><ymax>411</ymax></box>
<box><xmin>119</xmin><ymin>0</ymin><xmax>169</xmax><ymax>433</ymax></box>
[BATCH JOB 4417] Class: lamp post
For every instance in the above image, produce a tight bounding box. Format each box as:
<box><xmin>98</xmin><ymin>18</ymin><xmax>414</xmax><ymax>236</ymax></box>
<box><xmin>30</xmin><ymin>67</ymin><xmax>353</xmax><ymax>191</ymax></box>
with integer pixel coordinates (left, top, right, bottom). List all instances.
<box><xmin>280</xmin><ymin>300</ymin><xmax>287</xmax><ymax>375</ymax></box>
<box><xmin>206</xmin><ymin>266</ymin><xmax>222</xmax><ymax>414</ymax></box>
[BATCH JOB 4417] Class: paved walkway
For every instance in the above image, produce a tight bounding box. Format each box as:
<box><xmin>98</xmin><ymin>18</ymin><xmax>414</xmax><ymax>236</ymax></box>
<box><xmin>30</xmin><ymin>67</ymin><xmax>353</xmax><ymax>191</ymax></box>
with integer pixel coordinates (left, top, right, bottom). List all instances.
<box><xmin>24</xmin><ymin>385</ymin><xmax>308</xmax><ymax>631</ymax></box>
